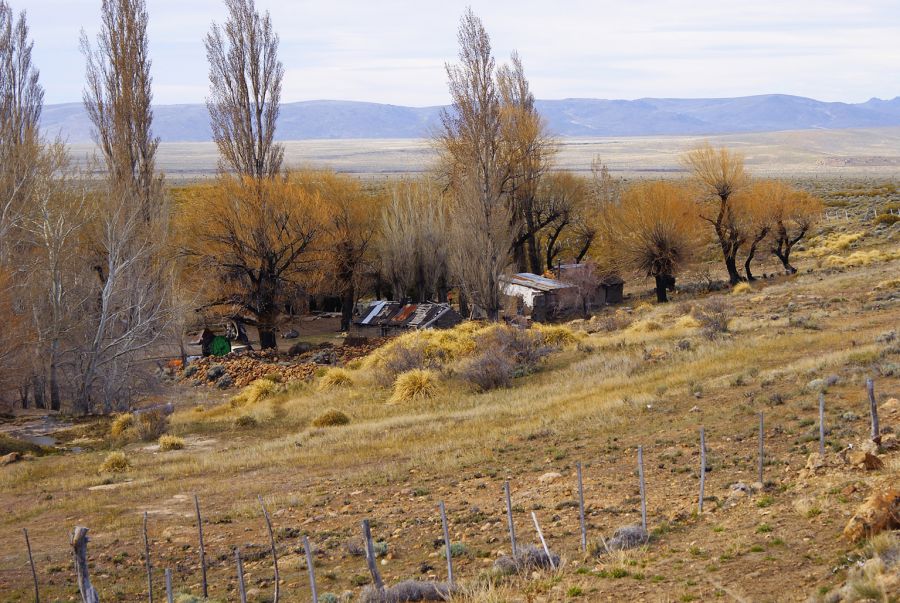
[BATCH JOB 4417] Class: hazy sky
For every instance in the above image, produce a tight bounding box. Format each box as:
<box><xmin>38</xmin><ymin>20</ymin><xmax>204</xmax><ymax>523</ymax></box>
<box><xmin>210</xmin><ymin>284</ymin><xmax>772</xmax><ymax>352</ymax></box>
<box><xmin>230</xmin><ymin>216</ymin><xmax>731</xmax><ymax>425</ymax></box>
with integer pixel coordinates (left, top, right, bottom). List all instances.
<box><xmin>24</xmin><ymin>0</ymin><xmax>900</xmax><ymax>106</ymax></box>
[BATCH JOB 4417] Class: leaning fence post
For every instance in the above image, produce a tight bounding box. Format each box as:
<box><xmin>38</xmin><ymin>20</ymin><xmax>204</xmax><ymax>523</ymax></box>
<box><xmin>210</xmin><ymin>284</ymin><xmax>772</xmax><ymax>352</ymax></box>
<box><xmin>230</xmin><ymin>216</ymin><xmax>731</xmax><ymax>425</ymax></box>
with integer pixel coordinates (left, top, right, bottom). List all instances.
<box><xmin>698</xmin><ymin>428</ymin><xmax>706</xmax><ymax>514</ymax></box>
<box><xmin>164</xmin><ymin>568</ymin><xmax>173</xmax><ymax>603</ymax></box>
<box><xmin>71</xmin><ymin>526</ymin><xmax>99</xmax><ymax>603</ymax></box>
<box><xmin>576</xmin><ymin>462</ymin><xmax>587</xmax><ymax>552</ymax></box>
<box><xmin>637</xmin><ymin>446</ymin><xmax>647</xmax><ymax>533</ymax></box>
<box><xmin>143</xmin><ymin>512</ymin><xmax>153</xmax><ymax>603</ymax></box>
<box><xmin>361</xmin><ymin>519</ymin><xmax>384</xmax><ymax>591</ymax></box>
<box><xmin>818</xmin><ymin>393</ymin><xmax>826</xmax><ymax>456</ymax></box>
<box><xmin>504</xmin><ymin>480</ymin><xmax>517</xmax><ymax>557</ymax></box>
<box><xmin>303</xmin><ymin>535</ymin><xmax>318</xmax><ymax>603</ymax></box>
<box><xmin>235</xmin><ymin>549</ymin><xmax>247</xmax><ymax>603</ymax></box>
<box><xmin>867</xmin><ymin>378</ymin><xmax>880</xmax><ymax>443</ymax></box>
<box><xmin>258</xmin><ymin>495</ymin><xmax>280</xmax><ymax>603</ymax></box>
<box><xmin>193</xmin><ymin>495</ymin><xmax>208</xmax><ymax>599</ymax></box>
<box><xmin>24</xmin><ymin>528</ymin><xmax>40</xmax><ymax>603</ymax></box>
<box><xmin>758</xmin><ymin>412</ymin><xmax>765</xmax><ymax>484</ymax></box>
<box><xmin>439</xmin><ymin>501</ymin><xmax>454</xmax><ymax>586</ymax></box>
<box><xmin>531</xmin><ymin>512</ymin><xmax>556</xmax><ymax>570</ymax></box>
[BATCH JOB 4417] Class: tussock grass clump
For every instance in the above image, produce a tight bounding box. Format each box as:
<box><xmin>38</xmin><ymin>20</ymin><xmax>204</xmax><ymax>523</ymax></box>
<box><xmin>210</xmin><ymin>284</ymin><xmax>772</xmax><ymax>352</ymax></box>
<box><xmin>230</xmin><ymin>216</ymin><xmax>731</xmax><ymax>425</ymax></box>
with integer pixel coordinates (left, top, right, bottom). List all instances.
<box><xmin>731</xmin><ymin>282</ymin><xmax>752</xmax><ymax>295</ymax></box>
<box><xmin>628</xmin><ymin>319</ymin><xmax>662</xmax><ymax>333</ymax></box>
<box><xmin>233</xmin><ymin>414</ymin><xmax>258</xmax><ymax>429</ymax></box>
<box><xmin>802</xmin><ymin>231</ymin><xmax>865</xmax><ymax>257</ymax></box>
<box><xmin>391</xmin><ymin>369</ymin><xmax>437</xmax><ymax>402</ymax></box>
<box><xmin>109</xmin><ymin>413</ymin><xmax>134</xmax><ymax>438</ymax></box>
<box><xmin>158</xmin><ymin>435</ymin><xmax>185</xmax><ymax>451</ymax></box>
<box><xmin>532</xmin><ymin>323</ymin><xmax>582</xmax><ymax>347</ymax></box>
<box><xmin>675</xmin><ymin>315</ymin><xmax>701</xmax><ymax>329</ymax></box>
<box><xmin>312</xmin><ymin>409</ymin><xmax>351</xmax><ymax>427</ymax></box>
<box><xmin>230</xmin><ymin>377</ymin><xmax>278</xmax><ymax>406</ymax></box>
<box><xmin>874</xmin><ymin>213</ymin><xmax>899</xmax><ymax>226</ymax></box>
<box><xmin>99</xmin><ymin>451</ymin><xmax>130</xmax><ymax>473</ymax></box>
<box><xmin>319</xmin><ymin>367</ymin><xmax>353</xmax><ymax>390</ymax></box>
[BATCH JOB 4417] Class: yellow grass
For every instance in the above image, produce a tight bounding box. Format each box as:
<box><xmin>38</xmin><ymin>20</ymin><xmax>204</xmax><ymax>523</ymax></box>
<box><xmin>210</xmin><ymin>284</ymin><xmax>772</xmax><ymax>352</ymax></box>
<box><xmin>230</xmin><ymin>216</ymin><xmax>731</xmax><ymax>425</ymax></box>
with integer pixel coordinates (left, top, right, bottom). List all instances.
<box><xmin>319</xmin><ymin>367</ymin><xmax>353</xmax><ymax>389</ymax></box>
<box><xmin>109</xmin><ymin>413</ymin><xmax>134</xmax><ymax>438</ymax></box>
<box><xmin>158</xmin><ymin>435</ymin><xmax>185</xmax><ymax>451</ymax></box>
<box><xmin>99</xmin><ymin>451</ymin><xmax>130</xmax><ymax>473</ymax></box>
<box><xmin>822</xmin><ymin>247</ymin><xmax>900</xmax><ymax>268</ymax></box>
<box><xmin>732</xmin><ymin>282</ymin><xmax>752</xmax><ymax>295</ymax></box>
<box><xmin>390</xmin><ymin>369</ymin><xmax>438</xmax><ymax>403</ymax></box>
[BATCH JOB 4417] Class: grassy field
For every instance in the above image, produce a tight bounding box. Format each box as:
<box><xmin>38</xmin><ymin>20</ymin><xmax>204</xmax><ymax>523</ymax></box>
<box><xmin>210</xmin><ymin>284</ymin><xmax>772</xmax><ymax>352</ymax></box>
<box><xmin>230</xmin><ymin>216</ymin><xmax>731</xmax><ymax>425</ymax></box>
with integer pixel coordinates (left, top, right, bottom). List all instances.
<box><xmin>0</xmin><ymin>181</ymin><xmax>898</xmax><ymax>602</ymax></box>
<box><xmin>65</xmin><ymin>127</ymin><xmax>900</xmax><ymax>182</ymax></box>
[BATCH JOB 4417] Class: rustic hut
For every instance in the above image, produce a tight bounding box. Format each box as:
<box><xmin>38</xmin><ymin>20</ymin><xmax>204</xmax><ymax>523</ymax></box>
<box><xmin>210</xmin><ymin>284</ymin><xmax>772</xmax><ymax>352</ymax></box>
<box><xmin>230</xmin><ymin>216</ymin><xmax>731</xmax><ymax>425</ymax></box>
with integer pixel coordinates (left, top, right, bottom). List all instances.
<box><xmin>499</xmin><ymin>273</ymin><xmax>580</xmax><ymax>321</ymax></box>
<box><xmin>351</xmin><ymin>301</ymin><xmax>463</xmax><ymax>338</ymax></box>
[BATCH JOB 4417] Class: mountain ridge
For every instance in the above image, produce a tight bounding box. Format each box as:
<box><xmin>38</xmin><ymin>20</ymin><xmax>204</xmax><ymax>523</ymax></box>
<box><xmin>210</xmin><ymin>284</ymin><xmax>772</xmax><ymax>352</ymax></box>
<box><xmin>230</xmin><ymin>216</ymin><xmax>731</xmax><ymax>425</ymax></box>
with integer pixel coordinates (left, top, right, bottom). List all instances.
<box><xmin>40</xmin><ymin>94</ymin><xmax>900</xmax><ymax>142</ymax></box>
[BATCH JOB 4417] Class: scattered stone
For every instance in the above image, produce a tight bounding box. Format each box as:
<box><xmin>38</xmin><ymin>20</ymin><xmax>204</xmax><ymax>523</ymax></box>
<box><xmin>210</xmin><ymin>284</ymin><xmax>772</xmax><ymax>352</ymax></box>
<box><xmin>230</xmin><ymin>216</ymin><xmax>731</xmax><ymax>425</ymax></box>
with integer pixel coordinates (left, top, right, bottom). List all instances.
<box><xmin>860</xmin><ymin>439</ymin><xmax>879</xmax><ymax>455</ymax></box>
<box><xmin>824</xmin><ymin>374</ymin><xmax>840</xmax><ymax>386</ymax></box>
<box><xmin>206</xmin><ymin>365</ymin><xmax>226</xmax><ymax>380</ymax></box>
<box><xmin>843</xmin><ymin>486</ymin><xmax>899</xmax><ymax>542</ymax></box>
<box><xmin>840</xmin><ymin>412</ymin><xmax>859</xmax><ymax>422</ymax></box>
<box><xmin>282</xmin><ymin>329</ymin><xmax>300</xmax><ymax>339</ymax></box>
<box><xmin>724</xmin><ymin>482</ymin><xmax>751</xmax><ymax>508</ymax></box>
<box><xmin>846</xmin><ymin>450</ymin><xmax>884</xmax><ymax>470</ymax></box>
<box><xmin>792</xmin><ymin>497</ymin><xmax>819</xmax><ymax>516</ymax></box>
<box><xmin>879</xmin><ymin>433</ymin><xmax>898</xmax><ymax>451</ymax></box>
<box><xmin>689</xmin><ymin>405</ymin><xmax>701</xmax><ymax>413</ymax></box>
<box><xmin>882</xmin><ymin>398</ymin><xmax>900</xmax><ymax>415</ymax></box>
<box><xmin>216</xmin><ymin>374</ymin><xmax>234</xmax><ymax>389</ymax></box>
<box><xmin>538</xmin><ymin>471</ymin><xmax>562</xmax><ymax>485</ymax></box>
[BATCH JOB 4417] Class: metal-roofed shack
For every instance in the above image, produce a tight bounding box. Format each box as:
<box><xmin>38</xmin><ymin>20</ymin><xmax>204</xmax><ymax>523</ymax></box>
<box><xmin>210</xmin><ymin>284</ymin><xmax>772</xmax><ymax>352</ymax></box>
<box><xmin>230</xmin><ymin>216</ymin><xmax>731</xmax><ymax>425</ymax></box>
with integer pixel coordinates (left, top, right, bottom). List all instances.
<box><xmin>500</xmin><ymin>273</ymin><xmax>580</xmax><ymax>322</ymax></box>
<box><xmin>351</xmin><ymin>301</ymin><xmax>463</xmax><ymax>338</ymax></box>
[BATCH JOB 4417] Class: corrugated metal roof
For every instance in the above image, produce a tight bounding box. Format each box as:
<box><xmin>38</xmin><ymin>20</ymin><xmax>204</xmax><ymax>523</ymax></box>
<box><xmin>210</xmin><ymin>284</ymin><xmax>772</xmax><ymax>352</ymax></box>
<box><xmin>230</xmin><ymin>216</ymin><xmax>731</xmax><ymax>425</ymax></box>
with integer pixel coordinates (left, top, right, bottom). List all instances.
<box><xmin>501</xmin><ymin>273</ymin><xmax>575</xmax><ymax>292</ymax></box>
<box><xmin>355</xmin><ymin>301</ymin><xmax>461</xmax><ymax>330</ymax></box>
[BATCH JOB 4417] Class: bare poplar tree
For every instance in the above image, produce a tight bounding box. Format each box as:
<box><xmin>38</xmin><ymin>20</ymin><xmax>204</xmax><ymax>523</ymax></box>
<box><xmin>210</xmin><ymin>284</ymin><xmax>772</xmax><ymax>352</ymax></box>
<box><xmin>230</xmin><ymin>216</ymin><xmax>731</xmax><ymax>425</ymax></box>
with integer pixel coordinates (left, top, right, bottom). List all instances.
<box><xmin>440</xmin><ymin>8</ymin><xmax>513</xmax><ymax>320</ymax></box>
<box><xmin>0</xmin><ymin>0</ymin><xmax>43</xmax><ymax>261</ymax></box>
<box><xmin>205</xmin><ymin>0</ymin><xmax>284</xmax><ymax>178</ymax></box>
<box><xmin>81</xmin><ymin>0</ymin><xmax>161</xmax><ymax>218</ymax></box>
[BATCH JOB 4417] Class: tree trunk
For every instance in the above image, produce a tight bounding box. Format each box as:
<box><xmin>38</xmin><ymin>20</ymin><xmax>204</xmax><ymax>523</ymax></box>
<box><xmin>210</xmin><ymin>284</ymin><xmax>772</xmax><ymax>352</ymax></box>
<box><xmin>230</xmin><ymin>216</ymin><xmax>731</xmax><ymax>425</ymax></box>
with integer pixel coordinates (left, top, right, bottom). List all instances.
<box><xmin>654</xmin><ymin>275</ymin><xmax>669</xmax><ymax>303</ymax></box>
<box><xmin>526</xmin><ymin>231</ymin><xmax>541</xmax><ymax>275</ymax></box>
<box><xmin>725</xmin><ymin>254</ymin><xmax>742</xmax><ymax>285</ymax></box>
<box><xmin>458</xmin><ymin>289</ymin><xmax>469</xmax><ymax>318</ymax></box>
<box><xmin>258</xmin><ymin>328</ymin><xmax>277</xmax><ymax>350</ymax></box>
<box><xmin>32</xmin><ymin>375</ymin><xmax>46</xmax><ymax>410</ymax></box>
<box><xmin>340</xmin><ymin>283</ymin><xmax>354</xmax><ymax>332</ymax></box>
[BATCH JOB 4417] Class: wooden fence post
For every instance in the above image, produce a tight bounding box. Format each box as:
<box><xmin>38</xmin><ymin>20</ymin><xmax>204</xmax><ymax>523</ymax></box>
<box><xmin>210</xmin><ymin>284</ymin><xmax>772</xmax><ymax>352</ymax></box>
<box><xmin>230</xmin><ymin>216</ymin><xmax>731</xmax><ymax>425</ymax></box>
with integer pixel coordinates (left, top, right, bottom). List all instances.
<box><xmin>531</xmin><ymin>512</ymin><xmax>556</xmax><ymax>570</ymax></box>
<box><xmin>235</xmin><ymin>549</ymin><xmax>247</xmax><ymax>603</ymax></box>
<box><xmin>361</xmin><ymin>519</ymin><xmax>384</xmax><ymax>591</ymax></box>
<box><xmin>637</xmin><ymin>446</ymin><xmax>647</xmax><ymax>533</ymax></box>
<box><xmin>439</xmin><ymin>501</ymin><xmax>454</xmax><ymax>586</ymax></box>
<box><xmin>819</xmin><ymin>393</ymin><xmax>826</xmax><ymax>456</ymax></box>
<box><xmin>758</xmin><ymin>412</ymin><xmax>765</xmax><ymax>485</ymax></box>
<box><xmin>258</xmin><ymin>495</ymin><xmax>280</xmax><ymax>603</ymax></box>
<box><xmin>71</xmin><ymin>527</ymin><xmax>99</xmax><ymax>603</ymax></box>
<box><xmin>867</xmin><ymin>378</ymin><xmax>880</xmax><ymax>443</ymax></box>
<box><xmin>303</xmin><ymin>535</ymin><xmax>318</xmax><ymax>603</ymax></box>
<box><xmin>576</xmin><ymin>461</ymin><xmax>587</xmax><ymax>552</ymax></box>
<box><xmin>24</xmin><ymin>528</ymin><xmax>39</xmax><ymax>603</ymax></box>
<box><xmin>504</xmin><ymin>480</ymin><xmax>517</xmax><ymax>557</ymax></box>
<box><xmin>699</xmin><ymin>428</ymin><xmax>706</xmax><ymax>514</ymax></box>
<box><xmin>143</xmin><ymin>512</ymin><xmax>153</xmax><ymax>603</ymax></box>
<box><xmin>193</xmin><ymin>495</ymin><xmax>208</xmax><ymax>599</ymax></box>
<box><xmin>164</xmin><ymin>568</ymin><xmax>173</xmax><ymax>603</ymax></box>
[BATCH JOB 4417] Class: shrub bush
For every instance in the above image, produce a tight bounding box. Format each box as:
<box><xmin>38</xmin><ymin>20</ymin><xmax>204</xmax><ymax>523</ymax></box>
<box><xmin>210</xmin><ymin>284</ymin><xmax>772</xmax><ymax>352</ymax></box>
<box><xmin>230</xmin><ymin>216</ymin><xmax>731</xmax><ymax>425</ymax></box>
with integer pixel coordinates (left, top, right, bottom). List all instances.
<box><xmin>136</xmin><ymin>411</ymin><xmax>168</xmax><ymax>441</ymax></box>
<box><xmin>477</xmin><ymin>325</ymin><xmax>551</xmax><ymax>374</ymax></box>
<box><xmin>692</xmin><ymin>299</ymin><xmax>732</xmax><ymax>339</ymax></box>
<box><xmin>312</xmin><ymin>409</ymin><xmax>351</xmax><ymax>427</ymax></box>
<box><xmin>100</xmin><ymin>451</ymin><xmax>130</xmax><ymax>473</ymax></box>
<box><xmin>731</xmin><ymin>282</ymin><xmax>751</xmax><ymax>295</ymax></box>
<box><xmin>231</xmin><ymin>378</ymin><xmax>277</xmax><ymax>406</ymax></box>
<box><xmin>319</xmin><ymin>368</ymin><xmax>353</xmax><ymax>390</ymax></box>
<box><xmin>391</xmin><ymin>369</ymin><xmax>437</xmax><ymax>402</ymax></box>
<box><xmin>109</xmin><ymin>413</ymin><xmax>135</xmax><ymax>438</ymax></box>
<box><xmin>234</xmin><ymin>414</ymin><xmax>258</xmax><ymax>429</ymax></box>
<box><xmin>457</xmin><ymin>349</ymin><xmax>513</xmax><ymax>391</ymax></box>
<box><xmin>158</xmin><ymin>435</ymin><xmax>185</xmax><ymax>451</ymax></box>
<box><xmin>532</xmin><ymin>323</ymin><xmax>581</xmax><ymax>347</ymax></box>
<box><xmin>875</xmin><ymin>213</ymin><xmax>899</xmax><ymax>226</ymax></box>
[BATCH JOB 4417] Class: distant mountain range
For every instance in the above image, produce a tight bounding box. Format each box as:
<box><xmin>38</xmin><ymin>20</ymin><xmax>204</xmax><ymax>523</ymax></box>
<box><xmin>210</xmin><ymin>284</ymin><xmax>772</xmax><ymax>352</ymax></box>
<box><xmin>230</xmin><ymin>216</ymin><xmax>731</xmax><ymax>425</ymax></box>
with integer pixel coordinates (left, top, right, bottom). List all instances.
<box><xmin>41</xmin><ymin>94</ymin><xmax>900</xmax><ymax>142</ymax></box>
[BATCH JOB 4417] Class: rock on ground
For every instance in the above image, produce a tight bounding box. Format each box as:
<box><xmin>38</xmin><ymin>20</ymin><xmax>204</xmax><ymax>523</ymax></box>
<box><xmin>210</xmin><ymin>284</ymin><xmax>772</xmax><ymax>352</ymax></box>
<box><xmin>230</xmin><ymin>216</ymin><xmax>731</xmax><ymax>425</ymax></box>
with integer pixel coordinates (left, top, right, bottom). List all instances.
<box><xmin>843</xmin><ymin>486</ymin><xmax>899</xmax><ymax>543</ymax></box>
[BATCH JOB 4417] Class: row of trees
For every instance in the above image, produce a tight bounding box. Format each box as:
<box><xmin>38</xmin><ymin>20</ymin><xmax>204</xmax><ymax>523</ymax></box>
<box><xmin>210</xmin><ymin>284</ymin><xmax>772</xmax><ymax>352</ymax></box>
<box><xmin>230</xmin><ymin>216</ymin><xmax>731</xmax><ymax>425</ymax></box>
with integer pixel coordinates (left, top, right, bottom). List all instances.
<box><xmin>0</xmin><ymin>1</ymin><xmax>823</xmax><ymax>413</ymax></box>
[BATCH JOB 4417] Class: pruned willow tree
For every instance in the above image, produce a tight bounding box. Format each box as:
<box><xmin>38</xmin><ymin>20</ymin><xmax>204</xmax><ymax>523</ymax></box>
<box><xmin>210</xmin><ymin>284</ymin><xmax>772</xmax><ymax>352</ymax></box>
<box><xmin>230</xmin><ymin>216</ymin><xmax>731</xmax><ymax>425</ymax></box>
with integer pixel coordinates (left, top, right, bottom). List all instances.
<box><xmin>78</xmin><ymin>0</ymin><xmax>172</xmax><ymax>413</ymax></box>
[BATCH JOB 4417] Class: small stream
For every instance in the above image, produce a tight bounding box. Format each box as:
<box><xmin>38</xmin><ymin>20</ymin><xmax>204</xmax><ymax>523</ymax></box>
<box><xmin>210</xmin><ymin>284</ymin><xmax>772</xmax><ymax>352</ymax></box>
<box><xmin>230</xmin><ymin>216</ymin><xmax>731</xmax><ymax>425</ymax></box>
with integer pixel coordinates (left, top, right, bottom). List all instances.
<box><xmin>0</xmin><ymin>415</ymin><xmax>72</xmax><ymax>448</ymax></box>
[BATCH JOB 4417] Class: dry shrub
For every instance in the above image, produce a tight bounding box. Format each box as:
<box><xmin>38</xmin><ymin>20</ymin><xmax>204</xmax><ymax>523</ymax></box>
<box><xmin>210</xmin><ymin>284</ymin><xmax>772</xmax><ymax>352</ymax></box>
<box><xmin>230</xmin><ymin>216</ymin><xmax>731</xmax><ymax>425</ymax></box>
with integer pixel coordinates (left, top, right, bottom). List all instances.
<box><xmin>230</xmin><ymin>377</ymin><xmax>278</xmax><ymax>406</ymax></box>
<box><xmin>100</xmin><ymin>451</ymin><xmax>130</xmax><ymax>473</ymax></box>
<box><xmin>731</xmin><ymin>282</ymin><xmax>751</xmax><ymax>295</ymax></box>
<box><xmin>391</xmin><ymin>369</ymin><xmax>437</xmax><ymax>403</ymax></box>
<box><xmin>136</xmin><ymin>411</ymin><xmax>168</xmax><ymax>441</ymax></box>
<box><xmin>158</xmin><ymin>435</ymin><xmax>185</xmax><ymax>451</ymax></box>
<box><xmin>628</xmin><ymin>319</ymin><xmax>662</xmax><ymax>333</ymax></box>
<box><xmin>874</xmin><ymin>213</ymin><xmax>899</xmax><ymax>226</ymax></box>
<box><xmin>234</xmin><ymin>414</ymin><xmax>258</xmax><ymax>429</ymax></box>
<box><xmin>109</xmin><ymin>413</ymin><xmax>134</xmax><ymax>438</ymax></box>
<box><xmin>875</xmin><ymin>278</ymin><xmax>900</xmax><ymax>290</ymax></box>
<box><xmin>457</xmin><ymin>349</ymin><xmax>513</xmax><ymax>391</ymax></box>
<box><xmin>312</xmin><ymin>409</ymin><xmax>351</xmax><ymax>427</ymax></box>
<box><xmin>319</xmin><ymin>368</ymin><xmax>353</xmax><ymax>390</ymax></box>
<box><xmin>675</xmin><ymin>315</ymin><xmax>701</xmax><ymax>329</ymax></box>
<box><xmin>692</xmin><ymin>299</ymin><xmax>731</xmax><ymax>339</ymax></box>
<box><xmin>802</xmin><ymin>231</ymin><xmax>864</xmax><ymax>257</ymax></box>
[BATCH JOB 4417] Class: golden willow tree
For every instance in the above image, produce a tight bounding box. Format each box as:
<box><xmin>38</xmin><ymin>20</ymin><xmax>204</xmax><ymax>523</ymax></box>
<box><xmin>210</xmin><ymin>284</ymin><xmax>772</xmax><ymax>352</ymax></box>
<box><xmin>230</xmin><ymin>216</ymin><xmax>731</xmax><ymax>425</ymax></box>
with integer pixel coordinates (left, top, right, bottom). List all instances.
<box><xmin>600</xmin><ymin>181</ymin><xmax>704</xmax><ymax>303</ymax></box>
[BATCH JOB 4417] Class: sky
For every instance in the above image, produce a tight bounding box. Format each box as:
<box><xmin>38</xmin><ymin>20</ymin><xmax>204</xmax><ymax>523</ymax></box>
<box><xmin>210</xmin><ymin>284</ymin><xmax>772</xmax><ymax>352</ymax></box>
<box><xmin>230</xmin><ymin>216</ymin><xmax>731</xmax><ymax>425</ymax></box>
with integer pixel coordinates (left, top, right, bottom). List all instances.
<box><xmin>23</xmin><ymin>0</ymin><xmax>900</xmax><ymax>107</ymax></box>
